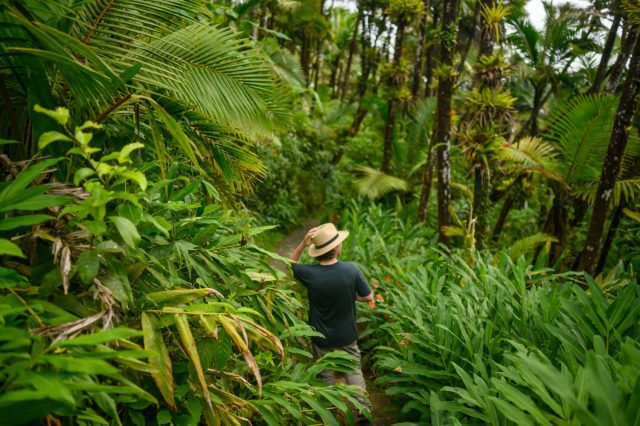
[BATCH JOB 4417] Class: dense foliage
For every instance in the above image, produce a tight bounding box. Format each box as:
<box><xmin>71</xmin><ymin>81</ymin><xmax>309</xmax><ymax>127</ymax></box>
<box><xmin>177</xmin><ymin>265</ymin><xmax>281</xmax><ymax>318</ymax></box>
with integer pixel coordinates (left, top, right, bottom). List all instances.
<box><xmin>2</xmin><ymin>0</ymin><xmax>640</xmax><ymax>424</ymax></box>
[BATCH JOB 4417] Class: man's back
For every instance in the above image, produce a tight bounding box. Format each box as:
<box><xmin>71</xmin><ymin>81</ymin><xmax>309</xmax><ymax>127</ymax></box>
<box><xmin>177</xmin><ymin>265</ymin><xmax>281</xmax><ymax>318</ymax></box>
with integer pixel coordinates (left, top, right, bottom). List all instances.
<box><xmin>292</xmin><ymin>261</ymin><xmax>370</xmax><ymax>348</ymax></box>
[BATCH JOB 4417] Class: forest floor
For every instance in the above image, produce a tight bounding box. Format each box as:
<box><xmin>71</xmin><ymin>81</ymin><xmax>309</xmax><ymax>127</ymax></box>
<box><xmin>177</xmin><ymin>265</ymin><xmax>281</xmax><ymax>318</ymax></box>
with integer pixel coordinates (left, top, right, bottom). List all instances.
<box><xmin>273</xmin><ymin>220</ymin><xmax>397</xmax><ymax>426</ymax></box>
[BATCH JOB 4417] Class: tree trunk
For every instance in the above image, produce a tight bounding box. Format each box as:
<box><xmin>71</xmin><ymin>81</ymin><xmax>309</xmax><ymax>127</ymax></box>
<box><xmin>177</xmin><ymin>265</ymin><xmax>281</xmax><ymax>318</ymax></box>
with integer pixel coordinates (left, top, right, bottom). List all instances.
<box><xmin>491</xmin><ymin>195</ymin><xmax>515</xmax><ymax>241</ymax></box>
<box><xmin>417</xmin><ymin>141</ymin><xmax>437</xmax><ymax>221</ymax></box>
<box><xmin>473</xmin><ymin>165</ymin><xmax>491</xmax><ymax>247</ymax></box>
<box><xmin>596</xmin><ymin>203</ymin><xmax>625</xmax><ymax>273</ymax></box>
<box><xmin>313</xmin><ymin>39</ymin><xmax>322</xmax><ymax>91</ymax></box>
<box><xmin>329</xmin><ymin>53</ymin><xmax>342</xmax><ymax>96</ymax></box>
<box><xmin>381</xmin><ymin>18</ymin><xmax>406</xmax><ymax>173</ymax></box>
<box><xmin>588</xmin><ymin>12</ymin><xmax>621</xmax><ymax>94</ymax></box>
<box><xmin>543</xmin><ymin>185</ymin><xmax>571</xmax><ymax>265</ymax></box>
<box><xmin>433</xmin><ymin>0</ymin><xmax>460</xmax><ymax>246</ymax></box>
<box><xmin>529</xmin><ymin>83</ymin><xmax>543</xmax><ymax>136</ymax></box>
<box><xmin>411</xmin><ymin>2</ymin><xmax>430</xmax><ymax>101</ymax></box>
<box><xmin>423</xmin><ymin>9</ymin><xmax>439</xmax><ymax>98</ymax></box>
<box><xmin>340</xmin><ymin>3</ymin><xmax>363</xmax><ymax>101</ymax></box>
<box><xmin>381</xmin><ymin>99</ymin><xmax>398</xmax><ymax>173</ymax></box>
<box><xmin>300</xmin><ymin>30</ymin><xmax>312</xmax><ymax>84</ymax></box>
<box><xmin>606</xmin><ymin>26</ymin><xmax>635</xmax><ymax>93</ymax></box>
<box><xmin>455</xmin><ymin>0</ymin><xmax>481</xmax><ymax>75</ymax></box>
<box><xmin>579</xmin><ymin>33</ymin><xmax>640</xmax><ymax>274</ymax></box>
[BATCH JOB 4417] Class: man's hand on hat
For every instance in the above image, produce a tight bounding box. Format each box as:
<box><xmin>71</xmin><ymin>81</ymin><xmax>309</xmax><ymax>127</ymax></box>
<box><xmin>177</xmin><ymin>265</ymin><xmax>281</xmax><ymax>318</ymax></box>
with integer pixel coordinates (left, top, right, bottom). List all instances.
<box><xmin>304</xmin><ymin>227</ymin><xmax>319</xmax><ymax>247</ymax></box>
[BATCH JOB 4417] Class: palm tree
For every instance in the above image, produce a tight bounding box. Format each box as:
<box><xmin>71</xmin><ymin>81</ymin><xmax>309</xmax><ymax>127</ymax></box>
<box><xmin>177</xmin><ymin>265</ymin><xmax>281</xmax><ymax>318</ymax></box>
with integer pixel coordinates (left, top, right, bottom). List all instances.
<box><xmin>381</xmin><ymin>0</ymin><xmax>425</xmax><ymax>173</ymax></box>
<box><xmin>507</xmin><ymin>2</ymin><xmax>597</xmax><ymax>136</ymax></box>
<box><xmin>579</xmin><ymin>33</ymin><xmax>640</xmax><ymax>274</ymax></box>
<box><xmin>0</xmin><ymin>0</ymin><xmax>289</xmax><ymax>189</ymax></box>
<box><xmin>432</xmin><ymin>0</ymin><xmax>462</xmax><ymax>245</ymax></box>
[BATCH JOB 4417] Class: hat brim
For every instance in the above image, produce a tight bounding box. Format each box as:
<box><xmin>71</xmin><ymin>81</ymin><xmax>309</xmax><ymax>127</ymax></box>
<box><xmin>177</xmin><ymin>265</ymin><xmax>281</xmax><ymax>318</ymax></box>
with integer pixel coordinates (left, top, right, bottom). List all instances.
<box><xmin>308</xmin><ymin>230</ymin><xmax>349</xmax><ymax>257</ymax></box>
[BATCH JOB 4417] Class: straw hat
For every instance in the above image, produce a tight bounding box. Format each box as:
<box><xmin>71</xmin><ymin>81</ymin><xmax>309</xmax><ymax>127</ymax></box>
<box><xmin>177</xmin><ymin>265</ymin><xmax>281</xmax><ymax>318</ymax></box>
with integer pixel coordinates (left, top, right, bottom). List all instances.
<box><xmin>308</xmin><ymin>223</ymin><xmax>349</xmax><ymax>257</ymax></box>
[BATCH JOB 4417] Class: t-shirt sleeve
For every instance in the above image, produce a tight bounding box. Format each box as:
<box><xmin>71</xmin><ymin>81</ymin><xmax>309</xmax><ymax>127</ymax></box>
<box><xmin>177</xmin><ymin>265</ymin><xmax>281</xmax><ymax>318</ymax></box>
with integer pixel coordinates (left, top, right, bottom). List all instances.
<box><xmin>291</xmin><ymin>263</ymin><xmax>311</xmax><ymax>287</ymax></box>
<box><xmin>353</xmin><ymin>264</ymin><xmax>372</xmax><ymax>296</ymax></box>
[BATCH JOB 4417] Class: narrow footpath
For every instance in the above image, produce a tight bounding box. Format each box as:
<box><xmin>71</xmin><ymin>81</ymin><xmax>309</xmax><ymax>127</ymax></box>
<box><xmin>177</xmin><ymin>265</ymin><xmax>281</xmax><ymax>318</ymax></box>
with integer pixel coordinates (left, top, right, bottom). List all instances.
<box><xmin>273</xmin><ymin>221</ymin><xmax>396</xmax><ymax>426</ymax></box>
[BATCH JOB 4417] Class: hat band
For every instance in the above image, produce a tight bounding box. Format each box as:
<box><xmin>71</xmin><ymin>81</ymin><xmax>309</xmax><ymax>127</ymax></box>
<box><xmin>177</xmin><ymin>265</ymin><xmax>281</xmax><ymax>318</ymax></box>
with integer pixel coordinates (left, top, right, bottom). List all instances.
<box><xmin>315</xmin><ymin>233</ymin><xmax>339</xmax><ymax>249</ymax></box>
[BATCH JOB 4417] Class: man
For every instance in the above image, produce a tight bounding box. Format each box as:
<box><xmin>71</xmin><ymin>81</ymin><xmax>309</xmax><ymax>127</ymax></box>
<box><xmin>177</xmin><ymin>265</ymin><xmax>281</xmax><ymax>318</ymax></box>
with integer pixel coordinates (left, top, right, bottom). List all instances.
<box><xmin>289</xmin><ymin>223</ymin><xmax>373</xmax><ymax>400</ymax></box>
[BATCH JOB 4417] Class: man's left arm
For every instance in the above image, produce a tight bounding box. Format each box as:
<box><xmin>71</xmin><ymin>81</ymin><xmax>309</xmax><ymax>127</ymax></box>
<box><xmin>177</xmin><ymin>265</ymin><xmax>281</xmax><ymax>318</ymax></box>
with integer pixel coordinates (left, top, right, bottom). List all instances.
<box><xmin>354</xmin><ymin>265</ymin><xmax>373</xmax><ymax>302</ymax></box>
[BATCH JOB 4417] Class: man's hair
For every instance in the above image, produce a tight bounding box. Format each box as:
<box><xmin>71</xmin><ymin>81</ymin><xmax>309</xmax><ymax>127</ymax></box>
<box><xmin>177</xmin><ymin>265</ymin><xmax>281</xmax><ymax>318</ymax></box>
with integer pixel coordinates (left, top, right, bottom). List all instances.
<box><xmin>316</xmin><ymin>247</ymin><xmax>338</xmax><ymax>261</ymax></box>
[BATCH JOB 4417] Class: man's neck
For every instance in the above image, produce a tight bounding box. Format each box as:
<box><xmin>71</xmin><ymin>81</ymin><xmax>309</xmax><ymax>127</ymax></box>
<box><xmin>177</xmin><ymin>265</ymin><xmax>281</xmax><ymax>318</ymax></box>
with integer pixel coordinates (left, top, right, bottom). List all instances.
<box><xmin>319</xmin><ymin>258</ymin><xmax>338</xmax><ymax>265</ymax></box>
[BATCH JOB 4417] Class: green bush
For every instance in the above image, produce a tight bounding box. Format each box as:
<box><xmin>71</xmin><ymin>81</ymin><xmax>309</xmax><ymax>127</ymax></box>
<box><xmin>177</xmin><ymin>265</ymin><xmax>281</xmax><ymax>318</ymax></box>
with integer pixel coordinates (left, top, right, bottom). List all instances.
<box><xmin>0</xmin><ymin>109</ymin><xmax>367</xmax><ymax>425</ymax></box>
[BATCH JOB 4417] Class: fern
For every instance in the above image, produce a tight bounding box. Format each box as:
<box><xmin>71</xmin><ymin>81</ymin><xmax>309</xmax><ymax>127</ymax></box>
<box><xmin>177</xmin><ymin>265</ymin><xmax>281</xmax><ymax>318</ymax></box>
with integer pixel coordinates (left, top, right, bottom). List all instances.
<box><xmin>574</xmin><ymin>178</ymin><xmax>640</xmax><ymax>206</ymax></box>
<box><xmin>353</xmin><ymin>167</ymin><xmax>408</xmax><ymax>199</ymax></box>
<box><xmin>509</xmin><ymin>232</ymin><xmax>558</xmax><ymax>260</ymax></box>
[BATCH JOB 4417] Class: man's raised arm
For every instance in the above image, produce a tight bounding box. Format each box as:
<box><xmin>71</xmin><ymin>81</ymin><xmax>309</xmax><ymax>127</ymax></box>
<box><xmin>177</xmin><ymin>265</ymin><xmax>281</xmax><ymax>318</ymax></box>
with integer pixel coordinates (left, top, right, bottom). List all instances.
<box><xmin>290</xmin><ymin>227</ymin><xmax>318</xmax><ymax>262</ymax></box>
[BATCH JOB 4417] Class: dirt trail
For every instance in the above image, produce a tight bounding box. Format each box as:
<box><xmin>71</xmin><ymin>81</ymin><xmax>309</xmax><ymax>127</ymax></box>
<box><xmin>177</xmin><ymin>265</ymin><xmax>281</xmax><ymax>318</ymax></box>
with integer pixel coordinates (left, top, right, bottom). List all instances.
<box><xmin>273</xmin><ymin>221</ymin><xmax>397</xmax><ymax>425</ymax></box>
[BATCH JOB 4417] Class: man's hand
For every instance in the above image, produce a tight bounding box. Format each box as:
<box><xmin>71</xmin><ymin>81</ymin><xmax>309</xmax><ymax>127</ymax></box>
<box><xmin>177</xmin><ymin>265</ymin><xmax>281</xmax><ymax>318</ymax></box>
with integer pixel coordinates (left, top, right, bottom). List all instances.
<box><xmin>290</xmin><ymin>227</ymin><xmax>319</xmax><ymax>263</ymax></box>
<box><xmin>356</xmin><ymin>291</ymin><xmax>374</xmax><ymax>302</ymax></box>
<box><xmin>303</xmin><ymin>227</ymin><xmax>319</xmax><ymax>247</ymax></box>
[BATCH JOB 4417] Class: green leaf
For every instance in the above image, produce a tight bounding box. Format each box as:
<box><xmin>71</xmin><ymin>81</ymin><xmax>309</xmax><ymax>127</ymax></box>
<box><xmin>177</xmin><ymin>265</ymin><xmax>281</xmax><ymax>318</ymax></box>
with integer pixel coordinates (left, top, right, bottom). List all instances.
<box><xmin>2</xmin><ymin>195</ymin><xmax>73</xmax><ymax>212</ymax></box>
<box><xmin>57</xmin><ymin>327</ymin><xmax>141</xmax><ymax>347</ymax></box>
<box><xmin>118</xmin><ymin>143</ymin><xmax>144</xmax><ymax>163</ymax></box>
<box><xmin>74</xmin><ymin>168</ymin><xmax>96</xmax><ymax>185</ymax></box>
<box><xmin>120</xmin><ymin>171</ymin><xmax>148</xmax><ymax>191</ymax></box>
<box><xmin>300</xmin><ymin>395</ymin><xmax>339</xmax><ymax>426</ymax></box>
<box><xmin>143</xmin><ymin>288</ymin><xmax>221</xmax><ymax>307</ymax></box>
<box><xmin>38</xmin><ymin>131</ymin><xmax>72</xmax><ymax>150</ymax></box>
<box><xmin>0</xmin><ymin>214</ymin><xmax>53</xmax><ymax>230</ymax></box>
<box><xmin>585</xmin><ymin>352</ymin><xmax>625</xmax><ymax>426</ymax></box>
<box><xmin>109</xmin><ymin>216</ymin><xmax>140</xmax><ymax>248</ymax></box>
<box><xmin>0</xmin><ymin>239</ymin><xmax>25</xmax><ymax>258</ymax></box>
<box><xmin>76</xmin><ymin>250</ymin><xmax>100</xmax><ymax>284</ymax></box>
<box><xmin>0</xmin><ymin>158</ymin><xmax>62</xmax><ymax>205</ymax></box>
<box><xmin>0</xmin><ymin>266</ymin><xmax>28</xmax><ymax>288</ymax></box>
<box><xmin>34</xmin><ymin>104</ymin><xmax>69</xmax><ymax>126</ymax></box>
<box><xmin>102</xmin><ymin>271</ymin><xmax>133</xmax><ymax>309</ymax></box>
<box><xmin>174</xmin><ymin>314</ymin><xmax>213</xmax><ymax>413</ymax></box>
<box><xmin>488</xmin><ymin>397</ymin><xmax>535</xmax><ymax>426</ymax></box>
<box><xmin>42</xmin><ymin>355</ymin><xmax>120</xmax><ymax>375</ymax></box>
<box><xmin>142</xmin><ymin>313</ymin><xmax>176</xmax><ymax>410</ymax></box>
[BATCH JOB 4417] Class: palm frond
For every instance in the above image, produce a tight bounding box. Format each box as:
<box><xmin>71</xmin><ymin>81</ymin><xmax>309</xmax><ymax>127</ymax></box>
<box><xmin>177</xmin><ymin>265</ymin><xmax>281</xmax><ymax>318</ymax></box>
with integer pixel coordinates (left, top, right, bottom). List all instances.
<box><xmin>623</xmin><ymin>208</ymin><xmax>640</xmax><ymax>223</ymax></box>
<box><xmin>574</xmin><ymin>178</ymin><xmax>640</xmax><ymax>207</ymax></box>
<box><xmin>509</xmin><ymin>232</ymin><xmax>558</xmax><ymax>260</ymax></box>
<box><xmin>502</xmin><ymin>136</ymin><xmax>557</xmax><ymax>168</ymax></box>
<box><xmin>408</xmin><ymin>97</ymin><xmax>437</xmax><ymax>147</ymax></box>
<box><xmin>544</xmin><ymin>94</ymin><xmax>618</xmax><ymax>185</ymax></box>
<box><xmin>353</xmin><ymin>167</ymin><xmax>408</xmax><ymax>200</ymax></box>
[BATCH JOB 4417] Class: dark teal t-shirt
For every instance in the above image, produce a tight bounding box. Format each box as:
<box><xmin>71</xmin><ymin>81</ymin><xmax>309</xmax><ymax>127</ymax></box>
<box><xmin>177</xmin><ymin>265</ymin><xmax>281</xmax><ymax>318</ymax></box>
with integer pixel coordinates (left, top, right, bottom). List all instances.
<box><xmin>291</xmin><ymin>261</ymin><xmax>372</xmax><ymax>348</ymax></box>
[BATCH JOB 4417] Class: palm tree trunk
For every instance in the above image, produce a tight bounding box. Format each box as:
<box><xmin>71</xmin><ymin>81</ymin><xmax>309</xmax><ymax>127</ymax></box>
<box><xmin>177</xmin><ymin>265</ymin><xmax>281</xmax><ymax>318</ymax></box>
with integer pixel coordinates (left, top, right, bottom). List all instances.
<box><xmin>313</xmin><ymin>39</ymin><xmax>322</xmax><ymax>91</ymax></box>
<box><xmin>381</xmin><ymin>18</ymin><xmax>406</xmax><ymax>173</ymax></box>
<box><xmin>382</xmin><ymin>99</ymin><xmax>398</xmax><ymax>173</ymax></box>
<box><xmin>596</xmin><ymin>203</ymin><xmax>625</xmax><ymax>273</ymax></box>
<box><xmin>456</xmin><ymin>0</ymin><xmax>481</xmax><ymax>75</ymax></box>
<box><xmin>423</xmin><ymin>8</ymin><xmax>439</xmax><ymax>98</ymax></box>
<box><xmin>588</xmin><ymin>12</ymin><xmax>621</xmax><ymax>94</ymax></box>
<box><xmin>433</xmin><ymin>0</ymin><xmax>461</xmax><ymax>246</ymax></box>
<box><xmin>491</xmin><ymin>195</ymin><xmax>515</xmax><ymax>241</ymax></box>
<box><xmin>418</xmin><ymin>141</ymin><xmax>437</xmax><ymax>221</ymax></box>
<box><xmin>330</xmin><ymin>54</ymin><xmax>341</xmax><ymax>96</ymax></box>
<box><xmin>473</xmin><ymin>166</ymin><xmax>491</xmax><ymax>247</ymax></box>
<box><xmin>606</xmin><ymin>27</ymin><xmax>635</xmax><ymax>93</ymax></box>
<box><xmin>340</xmin><ymin>3</ymin><xmax>363</xmax><ymax>101</ymax></box>
<box><xmin>579</xmin><ymin>33</ymin><xmax>640</xmax><ymax>274</ymax></box>
<box><xmin>529</xmin><ymin>83</ymin><xmax>543</xmax><ymax>136</ymax></box>
<box><xmin>411</xmin><ymin>2</ymin><xmax>429</xmax><ymax>101</ymax></box>
<box><xmin>300</xmin><ymin>30</ymin><xmax>312</xmax><ymax>84</ymax></box>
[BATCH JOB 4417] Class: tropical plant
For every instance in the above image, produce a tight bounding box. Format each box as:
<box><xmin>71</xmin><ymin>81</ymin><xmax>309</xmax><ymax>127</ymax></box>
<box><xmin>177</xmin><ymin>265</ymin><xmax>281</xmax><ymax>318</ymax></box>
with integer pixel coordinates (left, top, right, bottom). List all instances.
<box><xmin>0</xmin><ymin>0</ymin><xmax>289</xmax><ymax>189</ymax></box>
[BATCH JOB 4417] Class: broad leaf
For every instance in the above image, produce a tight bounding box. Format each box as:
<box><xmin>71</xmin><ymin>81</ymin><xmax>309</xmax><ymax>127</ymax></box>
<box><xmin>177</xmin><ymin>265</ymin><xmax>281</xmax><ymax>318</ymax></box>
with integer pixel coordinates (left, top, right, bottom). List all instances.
<box><xmin>142</xmin><ymin>313</ymin><xmax>175</xmax><ymax>410</ymax></box>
